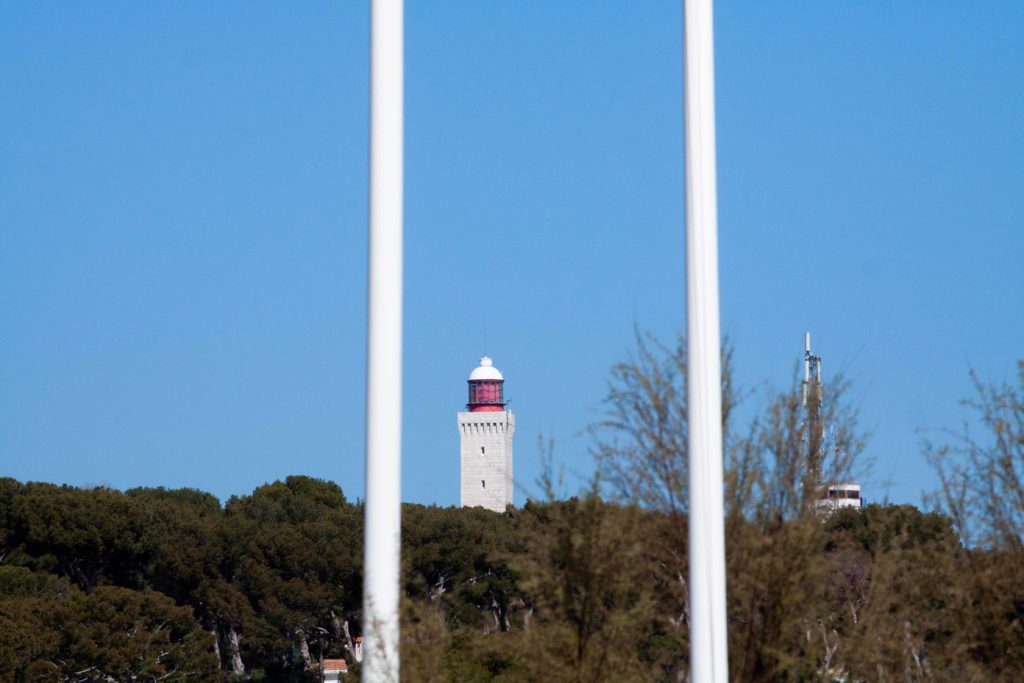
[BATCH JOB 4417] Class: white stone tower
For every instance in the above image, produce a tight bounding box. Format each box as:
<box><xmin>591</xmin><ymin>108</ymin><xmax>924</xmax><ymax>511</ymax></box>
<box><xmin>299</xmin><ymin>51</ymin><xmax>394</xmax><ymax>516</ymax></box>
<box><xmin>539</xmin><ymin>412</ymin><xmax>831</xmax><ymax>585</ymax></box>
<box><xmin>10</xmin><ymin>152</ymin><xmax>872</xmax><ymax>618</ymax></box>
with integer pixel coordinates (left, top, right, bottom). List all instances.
<box><xmin>458</xmin><ymin>356</ymin><xmax>514</xmax><ymax>512</ymax></box>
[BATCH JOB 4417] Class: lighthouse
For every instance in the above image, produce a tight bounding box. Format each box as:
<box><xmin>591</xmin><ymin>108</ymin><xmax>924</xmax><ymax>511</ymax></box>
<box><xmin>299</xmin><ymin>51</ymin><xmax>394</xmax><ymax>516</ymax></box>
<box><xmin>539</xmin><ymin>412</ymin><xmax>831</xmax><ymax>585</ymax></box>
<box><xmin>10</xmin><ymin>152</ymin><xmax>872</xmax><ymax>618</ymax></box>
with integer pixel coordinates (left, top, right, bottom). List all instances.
<box><xmin>458</xmin><ymin>356</ymin><xmax>515</xmax><ymax>512</ymax></box>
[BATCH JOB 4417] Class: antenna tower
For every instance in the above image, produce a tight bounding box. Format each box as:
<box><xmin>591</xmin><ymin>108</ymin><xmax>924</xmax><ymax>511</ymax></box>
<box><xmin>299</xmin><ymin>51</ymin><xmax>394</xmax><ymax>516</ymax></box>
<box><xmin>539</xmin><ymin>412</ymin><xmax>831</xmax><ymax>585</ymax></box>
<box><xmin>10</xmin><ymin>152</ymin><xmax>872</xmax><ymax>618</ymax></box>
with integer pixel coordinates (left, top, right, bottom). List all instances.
<box><xmin>802</xmin><ymin>332</ymin><xmax>824</xmax><ymax>493</ymax></box>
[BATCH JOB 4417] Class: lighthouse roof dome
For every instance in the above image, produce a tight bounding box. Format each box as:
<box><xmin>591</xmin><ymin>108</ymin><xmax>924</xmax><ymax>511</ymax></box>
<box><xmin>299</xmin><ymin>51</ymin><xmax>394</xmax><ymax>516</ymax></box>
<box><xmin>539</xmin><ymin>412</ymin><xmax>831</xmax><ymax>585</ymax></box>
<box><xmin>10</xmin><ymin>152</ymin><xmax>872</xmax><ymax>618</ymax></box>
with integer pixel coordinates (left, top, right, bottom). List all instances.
<box><xmin>469</xmin><ymin>356</ymin><xmax>504</xmax><ymax>381</ymax></box>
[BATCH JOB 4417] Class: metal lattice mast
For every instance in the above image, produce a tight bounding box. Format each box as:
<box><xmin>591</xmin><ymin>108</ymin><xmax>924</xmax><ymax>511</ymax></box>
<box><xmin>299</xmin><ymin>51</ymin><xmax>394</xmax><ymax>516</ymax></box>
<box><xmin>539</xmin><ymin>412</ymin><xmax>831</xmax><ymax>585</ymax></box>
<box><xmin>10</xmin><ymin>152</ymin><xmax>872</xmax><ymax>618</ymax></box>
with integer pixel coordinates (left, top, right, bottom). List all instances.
<box><xmin>802</xmin><ymin>332</ymin><xmax>824</xmax><ymax>498</ymax></box>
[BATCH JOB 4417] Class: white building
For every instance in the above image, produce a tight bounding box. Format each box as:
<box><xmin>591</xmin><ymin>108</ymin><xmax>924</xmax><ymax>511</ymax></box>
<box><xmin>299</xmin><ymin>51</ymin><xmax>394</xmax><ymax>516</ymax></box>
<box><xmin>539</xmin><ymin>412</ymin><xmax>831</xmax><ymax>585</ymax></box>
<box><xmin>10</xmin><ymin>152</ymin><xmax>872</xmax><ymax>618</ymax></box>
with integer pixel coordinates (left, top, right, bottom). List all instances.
<box><xmin>458</xmin><ymin>356</ymin><xmax>515</xmax><ymax>512</ymax></box>
<box><xmin>815</xmin><ymin>483</ymin><xmax>863</xmax><ymax>513</ymax></box>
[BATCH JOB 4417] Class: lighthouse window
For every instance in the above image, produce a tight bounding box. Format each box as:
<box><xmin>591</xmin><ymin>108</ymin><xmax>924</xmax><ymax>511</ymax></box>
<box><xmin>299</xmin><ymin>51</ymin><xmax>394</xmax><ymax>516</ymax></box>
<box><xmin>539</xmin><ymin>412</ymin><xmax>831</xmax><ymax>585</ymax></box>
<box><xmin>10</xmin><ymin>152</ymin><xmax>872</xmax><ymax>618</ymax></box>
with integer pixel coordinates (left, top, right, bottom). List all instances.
<box><xmin>481</xmin><ymin>447</ymin><xmax>485</xmax><ymax>455</ymax></box>
<box><xmin>481</xmin><ymin>480</ymin><xmax>486</xmax><ymax>489</ymax></box>
<box><xmin>469</xmin><ymin>381</ymin><xmax>504</xmax><ymax>405</ymax></box>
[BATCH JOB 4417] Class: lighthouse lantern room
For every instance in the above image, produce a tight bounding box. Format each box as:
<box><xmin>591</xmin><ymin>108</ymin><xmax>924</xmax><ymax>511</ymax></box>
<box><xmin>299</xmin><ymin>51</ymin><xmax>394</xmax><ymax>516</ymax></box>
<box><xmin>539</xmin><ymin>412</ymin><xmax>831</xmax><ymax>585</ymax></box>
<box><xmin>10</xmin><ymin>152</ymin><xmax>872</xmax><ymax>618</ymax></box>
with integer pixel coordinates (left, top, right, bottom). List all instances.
<box><xmin>467</xmin><ymin>356</ymin><xmax>506</xmax><ymax>411</ymax></box>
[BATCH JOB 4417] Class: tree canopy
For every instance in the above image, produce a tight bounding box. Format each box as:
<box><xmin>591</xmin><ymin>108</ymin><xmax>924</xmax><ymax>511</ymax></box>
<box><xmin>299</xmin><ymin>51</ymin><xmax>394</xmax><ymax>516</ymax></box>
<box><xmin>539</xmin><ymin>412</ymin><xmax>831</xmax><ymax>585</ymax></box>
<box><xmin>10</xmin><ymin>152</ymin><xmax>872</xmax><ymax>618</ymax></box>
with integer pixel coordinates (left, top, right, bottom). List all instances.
<box><xmin>2</xmin><ymin>341</ymin><xmax>1021</xmax><ymax>681</ymax></box>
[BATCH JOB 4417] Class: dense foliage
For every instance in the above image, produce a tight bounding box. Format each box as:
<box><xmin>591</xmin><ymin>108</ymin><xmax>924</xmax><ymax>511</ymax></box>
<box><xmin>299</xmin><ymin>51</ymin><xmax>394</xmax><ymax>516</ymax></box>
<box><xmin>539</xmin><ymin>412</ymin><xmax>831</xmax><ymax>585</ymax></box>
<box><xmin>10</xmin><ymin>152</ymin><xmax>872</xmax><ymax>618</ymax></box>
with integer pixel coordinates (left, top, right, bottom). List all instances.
<box><xmin>2</xmin><ymin>342</ymin><xmax>1020</xmax><ymax>681</ymax></box>
<box><xmin>1</xmin><ymin>476</ymin><xmax>1022</xmax><ymax>681</ymax></box>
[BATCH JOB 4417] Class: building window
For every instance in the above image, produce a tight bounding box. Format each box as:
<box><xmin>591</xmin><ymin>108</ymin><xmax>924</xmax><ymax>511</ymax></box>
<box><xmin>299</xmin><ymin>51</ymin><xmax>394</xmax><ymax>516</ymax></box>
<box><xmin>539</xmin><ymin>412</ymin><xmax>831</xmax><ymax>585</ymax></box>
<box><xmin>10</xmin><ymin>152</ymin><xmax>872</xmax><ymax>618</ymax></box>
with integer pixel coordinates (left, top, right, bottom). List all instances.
<box><xmin>481</xmin><ymin>480</ymin><xmax>486</xmax><ymax>489</ymax></box>
<box><xmin>481</xmin><ymin>446</ymin><xmax>485</xmax><ymax>454</ymax></box>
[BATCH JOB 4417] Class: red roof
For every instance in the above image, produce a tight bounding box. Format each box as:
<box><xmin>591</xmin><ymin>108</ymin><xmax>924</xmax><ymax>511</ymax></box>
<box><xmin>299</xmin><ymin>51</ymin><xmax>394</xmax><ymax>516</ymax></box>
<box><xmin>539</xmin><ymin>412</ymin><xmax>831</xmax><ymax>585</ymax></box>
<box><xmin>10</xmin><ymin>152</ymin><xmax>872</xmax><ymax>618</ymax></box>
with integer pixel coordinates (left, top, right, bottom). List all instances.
<box><xmin>322</xmin><ymin>659</ymin><xmax>348</xmax><ymax>671</ymax></box>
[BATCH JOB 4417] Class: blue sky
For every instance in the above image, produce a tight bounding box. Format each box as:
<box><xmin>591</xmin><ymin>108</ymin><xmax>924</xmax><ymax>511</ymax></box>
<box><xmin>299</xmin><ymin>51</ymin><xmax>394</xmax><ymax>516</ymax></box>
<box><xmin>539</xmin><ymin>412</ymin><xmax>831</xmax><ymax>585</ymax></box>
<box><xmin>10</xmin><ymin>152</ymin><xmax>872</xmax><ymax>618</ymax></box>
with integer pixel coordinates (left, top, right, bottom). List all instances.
<box><xmin>2</xmin><ymin>2</ymin><xmax>1022</xmax><ymax>507</ymax></box>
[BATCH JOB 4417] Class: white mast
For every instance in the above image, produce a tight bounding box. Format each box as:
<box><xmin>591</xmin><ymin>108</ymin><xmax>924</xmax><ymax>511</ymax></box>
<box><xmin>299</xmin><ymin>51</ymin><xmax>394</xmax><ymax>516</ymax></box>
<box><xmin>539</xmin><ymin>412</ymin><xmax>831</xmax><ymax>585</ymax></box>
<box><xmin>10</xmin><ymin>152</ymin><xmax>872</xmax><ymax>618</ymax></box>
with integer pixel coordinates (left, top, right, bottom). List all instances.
<box><xmin>363</xmin><ymin>0</ymin><xmax>403</xmax><ymax>680</ymax></box>
<box><xmin>684</xmin><ymin>0</ymin><xmax>729</xmax><ymax>681</ymax></box>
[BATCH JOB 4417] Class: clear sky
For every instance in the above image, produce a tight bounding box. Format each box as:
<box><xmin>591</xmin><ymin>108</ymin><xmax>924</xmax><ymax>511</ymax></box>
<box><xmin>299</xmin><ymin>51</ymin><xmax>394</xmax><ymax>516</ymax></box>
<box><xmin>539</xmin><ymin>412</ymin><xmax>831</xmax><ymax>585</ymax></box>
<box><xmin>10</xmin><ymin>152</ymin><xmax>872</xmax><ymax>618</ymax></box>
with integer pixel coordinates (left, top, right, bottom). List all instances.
<box><xmin>2</xmin><ymin>2</ymin><xmax>1022</xmax><ymax>507</ymax></box>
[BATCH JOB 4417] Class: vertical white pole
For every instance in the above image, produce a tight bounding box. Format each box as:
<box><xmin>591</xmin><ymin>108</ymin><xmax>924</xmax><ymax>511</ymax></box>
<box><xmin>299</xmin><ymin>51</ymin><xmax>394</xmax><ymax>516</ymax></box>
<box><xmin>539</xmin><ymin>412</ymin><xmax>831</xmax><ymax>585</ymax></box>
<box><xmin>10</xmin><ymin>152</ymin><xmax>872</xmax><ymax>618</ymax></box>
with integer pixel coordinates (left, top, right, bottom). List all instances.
<box><xmin>684</xmin><ymin>0</ymin><xmax>729</xmax><ymax>681</ymax></box>
<box><xmin>364</xmin><ymin>0</ymin><xmax>403</xmax><ymax>680</ymax></box>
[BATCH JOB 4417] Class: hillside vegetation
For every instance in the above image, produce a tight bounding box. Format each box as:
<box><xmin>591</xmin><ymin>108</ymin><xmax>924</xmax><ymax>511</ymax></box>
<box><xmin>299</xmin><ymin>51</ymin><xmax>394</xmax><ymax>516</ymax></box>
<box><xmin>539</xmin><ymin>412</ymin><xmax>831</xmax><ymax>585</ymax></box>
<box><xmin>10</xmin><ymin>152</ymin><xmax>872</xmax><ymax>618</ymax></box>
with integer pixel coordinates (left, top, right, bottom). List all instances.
<box><xmin>3</xmin><ymin>341</ymin><xmax>1021</xmax><ymax>681</ymax></box>
<box><xmin>0</xmin><ymin>476</ymin><xmax>1021</xmax><ymax>681</ymax></box>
